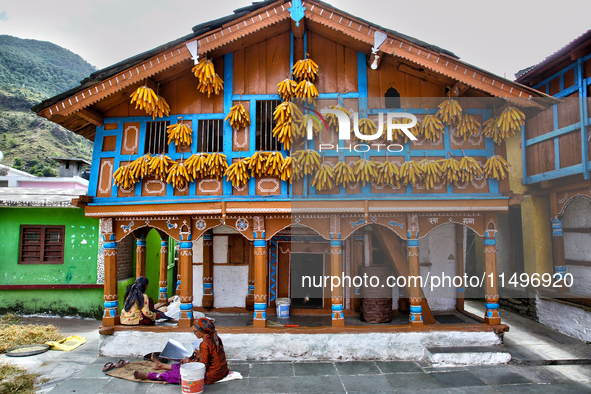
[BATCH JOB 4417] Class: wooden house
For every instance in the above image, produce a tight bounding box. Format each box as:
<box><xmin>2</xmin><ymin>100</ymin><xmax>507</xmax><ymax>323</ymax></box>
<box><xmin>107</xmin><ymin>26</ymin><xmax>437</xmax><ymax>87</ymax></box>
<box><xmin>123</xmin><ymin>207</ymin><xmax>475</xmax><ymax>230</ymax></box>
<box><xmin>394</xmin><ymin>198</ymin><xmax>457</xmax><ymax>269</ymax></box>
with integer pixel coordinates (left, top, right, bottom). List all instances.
<box><xmin>514</xmin><ymin>30</ymin><xmax>591</xmax><ymax>340</ymax></box>
<box><xmin>33</xmin><ymin>0</ymin><xmax>553</xmax><ymax>334</ymax></box>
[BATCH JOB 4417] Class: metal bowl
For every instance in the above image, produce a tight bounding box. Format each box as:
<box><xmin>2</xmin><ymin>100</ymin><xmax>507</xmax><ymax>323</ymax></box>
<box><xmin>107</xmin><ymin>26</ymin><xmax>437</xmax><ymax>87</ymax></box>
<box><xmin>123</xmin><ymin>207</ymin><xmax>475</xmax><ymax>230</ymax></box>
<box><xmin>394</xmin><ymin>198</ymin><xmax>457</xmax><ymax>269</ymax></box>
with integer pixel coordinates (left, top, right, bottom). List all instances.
<box><xmin>6</xmin><ymin>344</ymin><xmax>49</xmax><ymax>357</ymax></box>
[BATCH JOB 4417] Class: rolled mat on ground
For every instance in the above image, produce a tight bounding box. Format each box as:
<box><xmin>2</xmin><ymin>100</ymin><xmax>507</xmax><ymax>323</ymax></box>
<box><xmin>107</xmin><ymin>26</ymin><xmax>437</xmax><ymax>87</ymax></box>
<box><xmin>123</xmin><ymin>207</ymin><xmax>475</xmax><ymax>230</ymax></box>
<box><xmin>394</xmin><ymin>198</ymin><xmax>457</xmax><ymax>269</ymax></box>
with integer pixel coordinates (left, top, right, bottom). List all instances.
<box><xmin>45</xmin><ymin>335</ymin><xmax>86</xmax><ymax>351</ymax></box>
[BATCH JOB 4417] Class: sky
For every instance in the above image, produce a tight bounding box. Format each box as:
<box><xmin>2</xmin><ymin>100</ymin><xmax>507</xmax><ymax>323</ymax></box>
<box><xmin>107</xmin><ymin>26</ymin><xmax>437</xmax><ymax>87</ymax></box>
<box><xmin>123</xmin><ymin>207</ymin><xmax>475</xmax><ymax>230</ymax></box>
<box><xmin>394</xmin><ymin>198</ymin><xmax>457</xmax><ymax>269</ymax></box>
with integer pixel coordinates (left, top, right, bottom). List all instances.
<box><xmin>0</xmin><ymin>0</ymin><xmax>589</xmax><ymax>80</ymax></box>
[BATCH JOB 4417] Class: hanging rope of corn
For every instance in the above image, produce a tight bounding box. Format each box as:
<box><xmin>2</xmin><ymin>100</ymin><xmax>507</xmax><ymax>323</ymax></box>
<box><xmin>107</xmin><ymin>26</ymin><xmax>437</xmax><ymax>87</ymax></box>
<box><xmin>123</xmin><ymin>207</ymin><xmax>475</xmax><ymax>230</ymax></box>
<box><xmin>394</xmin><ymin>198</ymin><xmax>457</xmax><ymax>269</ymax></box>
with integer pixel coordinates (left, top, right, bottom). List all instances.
<box><xmin>149</xmin><ymin>154</ymin><xmax>175</xmax><ymax>181</ymax></box>
<box><xmin>400</xmin><ymin>160</ymin><xmax>425</xmax><ymax>186</ymax></box>
<box><xmin>225</xmin><ymin>157</ymin><xmax>251</xmax><ymax>188</ymax></box>
<box><xmin>185</xmin><ymin>153</ymin><xmax>209</xmax><ymax>179</ymax></box>
<box><xmin>225</xmin><ymin>103</ymin><xmax>250</xmax><ymax>129</ymax></box>
<box><xmin>353</xmin><ymin>158</ymin><xmax>378</xmax><ymax>187</ymax></box>
<box><xmin>376</xmin><ymin>159</ymin><xmax>400</xmax><ymax>187</ymax></box>
<box><xmin>192</xmin><ymin>58</ymin><xmax>224</xmax><ymax>98</ymax></box>
<box><xmin>166</xmin><ymin>161</ymin><xmax>192</xmax><ymax>189</ymax></box>
<box><xmin>277</xmin><ymin>79</ymin><xmax>298</xmax><ymax>101</ymax></box>
<box><xmin>205</xmin><ymin>152</ymin><xmax>228</xmax><ymax>179</ymax></box>
<box><xmin>455</xmin><ymin>112</ymin><xmax>481</xmax><ymax>141</ymax></box>
<box><xmin>311</xmin><ymin>163</ymin><xmax>335</xmax><ymax>191</ymax></box>
<box><xmin>167</xmin><ymin>120</ymin><xmax>193</xmax><ymax>146</ymax></box>
<box><xmin>333</xmin><ymin>160</ymin><xmax>355</xmax><ymax>187</ymax></box>
<box><xmin>436</xmin><ymin>97</ymin><xmax>463</xmax><ymax>126</ymax></box>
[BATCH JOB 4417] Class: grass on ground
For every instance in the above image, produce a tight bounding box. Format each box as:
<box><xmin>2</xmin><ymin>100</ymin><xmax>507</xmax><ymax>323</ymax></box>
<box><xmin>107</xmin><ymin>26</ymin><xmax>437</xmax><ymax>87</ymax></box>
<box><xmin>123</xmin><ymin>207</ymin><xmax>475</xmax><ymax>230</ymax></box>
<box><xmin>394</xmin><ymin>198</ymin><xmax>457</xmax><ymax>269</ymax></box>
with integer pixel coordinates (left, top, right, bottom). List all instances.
<box><xmin>0</xmin><ymin>362</ymin><xmax>47</xmax><ymax>394</ymax></box>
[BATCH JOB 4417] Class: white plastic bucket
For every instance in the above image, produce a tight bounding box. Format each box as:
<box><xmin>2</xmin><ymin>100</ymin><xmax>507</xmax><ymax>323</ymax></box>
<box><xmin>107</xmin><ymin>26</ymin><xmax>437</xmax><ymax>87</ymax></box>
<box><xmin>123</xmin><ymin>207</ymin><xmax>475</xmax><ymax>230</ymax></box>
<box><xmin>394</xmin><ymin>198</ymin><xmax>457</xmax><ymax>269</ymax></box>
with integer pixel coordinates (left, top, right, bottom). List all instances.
<box><xmin>276</xmin><ymin>298</ymin><xmax>291</xmax><ymax>318</ymax></box>
<box><xmin>180</xmin><ymin>362</ymin><xmax>205</xmax><ymax>393</ymax></box>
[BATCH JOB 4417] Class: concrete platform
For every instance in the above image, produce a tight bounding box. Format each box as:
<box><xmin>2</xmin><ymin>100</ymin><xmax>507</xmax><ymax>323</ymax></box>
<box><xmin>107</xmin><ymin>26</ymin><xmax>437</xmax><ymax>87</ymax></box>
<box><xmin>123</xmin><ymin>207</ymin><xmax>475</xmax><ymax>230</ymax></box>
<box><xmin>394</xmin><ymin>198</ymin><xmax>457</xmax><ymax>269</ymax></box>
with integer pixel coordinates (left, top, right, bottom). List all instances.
<box><xmin>425</xmin><ymin>346</ymin><xmax>512</xmax><ymax>366</ymax></box>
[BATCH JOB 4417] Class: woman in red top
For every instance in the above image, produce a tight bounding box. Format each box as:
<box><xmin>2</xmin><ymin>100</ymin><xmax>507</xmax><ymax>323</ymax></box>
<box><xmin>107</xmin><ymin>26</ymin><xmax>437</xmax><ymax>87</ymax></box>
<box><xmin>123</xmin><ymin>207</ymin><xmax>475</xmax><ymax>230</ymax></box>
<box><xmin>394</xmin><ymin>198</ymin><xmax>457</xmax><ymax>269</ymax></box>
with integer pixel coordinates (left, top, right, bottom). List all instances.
<box><xmin>134</xmin><ymin>317</ymin><xmax>229</xmax><ymax>385</ymax></box>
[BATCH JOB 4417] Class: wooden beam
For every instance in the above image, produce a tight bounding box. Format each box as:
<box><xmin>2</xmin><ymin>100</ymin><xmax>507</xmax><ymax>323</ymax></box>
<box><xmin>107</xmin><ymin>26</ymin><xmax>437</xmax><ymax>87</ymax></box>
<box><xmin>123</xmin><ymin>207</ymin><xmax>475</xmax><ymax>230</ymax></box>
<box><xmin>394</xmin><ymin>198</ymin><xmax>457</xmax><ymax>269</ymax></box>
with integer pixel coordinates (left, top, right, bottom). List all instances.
<box><xmin>291</xmin><ymin>17</ymin><xmax>305</xmax><ymax>39</ymax></box>
<box><xmin>76</xmin><ymin>108</ymin><xmax>104</xmax><ymax>127</ymax></box>
<box><xmin>563</xmin><ymin>228</ymin><xmax>591</xmax><ymax>233</ymax></box>
<box><xmin>449</xmin><ymin>82</ymin><xmax>469</xmax><ymax>97</ymax></box>
<box><xmin>398</xmin><ymin>63</ymin><xmax>452</xmax><ymax>86</ymax></box>
<box><xmin>372</xmin><ymin>225</ymin><xmax>435</xmax><ymax>324</ymax></box>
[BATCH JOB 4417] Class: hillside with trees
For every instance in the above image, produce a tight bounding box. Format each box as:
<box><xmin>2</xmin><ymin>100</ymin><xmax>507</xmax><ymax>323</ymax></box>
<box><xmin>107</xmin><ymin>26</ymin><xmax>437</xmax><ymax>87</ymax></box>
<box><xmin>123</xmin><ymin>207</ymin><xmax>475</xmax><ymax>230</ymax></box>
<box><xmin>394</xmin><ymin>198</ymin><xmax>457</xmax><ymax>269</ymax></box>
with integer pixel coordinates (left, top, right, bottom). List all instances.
<box><xmin>0</xmin><ymin>35</ymin><xmax>96</xmax><ymax>176</ymax></box>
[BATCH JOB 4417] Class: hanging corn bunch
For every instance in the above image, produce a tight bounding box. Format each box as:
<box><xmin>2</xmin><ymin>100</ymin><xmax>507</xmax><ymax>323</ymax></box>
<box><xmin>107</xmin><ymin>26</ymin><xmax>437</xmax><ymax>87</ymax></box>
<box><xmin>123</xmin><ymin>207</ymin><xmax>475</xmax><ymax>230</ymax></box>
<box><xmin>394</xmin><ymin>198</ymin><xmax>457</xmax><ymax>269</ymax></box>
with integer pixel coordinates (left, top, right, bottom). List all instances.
<box><xmin>355</xmin><ymin>112</ymin><xmax>378</xmax><ymax>141</ymax></box>
<box><xmin>294</xmin><ymin>114</ymin><xmax>322</xmax><ymax>140</ymax></box>
<box><xmin>272</xmin><ymin>102</ymin><xmax>303</xmax><ymax>150</ymax></box>
<box><xmin>354</xmin><ymin>158</ymin><xmax>378</xmax><ymax>187</ymax></box>
<box><xmin>149</xmin><ymin>154</ymin><xmax>176</xmax><ymax>181</ymax></box>
<box><xmin>484</xmin><ymin>155</ymin><xmax>510</xmax><ymax>180</ymax></box>
<box><xmin>129</xmin><ymin>154</ymin><xmax>152</xmax><ymax>180</ymax></box>
<box><xmin>420</xmin><ymin>114</ymin><xmax>445</xmax><ymax>142</ymax></box>
<box><xmin>130</xmin><ymin>85</ymin><xmax>170</xmax><ymax>119</ymax></box>
<box><xmin>204</xmin><ymin>152</ymin><xmax>228</xmax><ymax>179</ymax></box>
<box><xmin>325</xmin><ymin>105</ymin><xmax>351</xmax><ymax>130</ymax></box>
<box><xmin>400</xmin><ymin>161</ymin><xmax>425</xmax><ymax>186</ymax></box>
<box><xmin>376</xmin><ymin>160</ymin><xmax>401</xmax><ymax>187</ymax></box>
<box><xmin>277</xmin><ymin>79</ymin><xmax>298</xmax><ymax>101</ymax></box>
<box><xmin>294</xmin><ymin>80</ymin><xmax>319</xmax><ymax>104</ymax></box>
<box><xmin>248</xmin><ymin>151</ymin><xmax>270</xmax><ymax>178</ymax></box>
<box><xmin>482</xmin><ymin>116</ymin><xmax>501</xmax><ymax>143</ymax></box>
<box><xmin>185</xmin><ymin>153</ymin><xmax>209</xmax><ymax>179</ymax></box>
<box><xmin>459</xmin><ymin>155</ymin><xmax>483</xmax><ymax>182</ymax></box>
<box><xmin>264</xmin><ymin>151</ymin><xmax>285</xmax><ymax>178</ymax></box>
<box><xmin>167</xmin><ymin>122</ymin><xmax>193</xmax><ymax>146</ymax></box>
<box><xmin>333</xmin><ymin>160</ymin><xmax>355</xmax><ymax>187</ymax></box>
<box><xmin>166</xmin><ymin>162</ymin><xmax>192</xmax><ymax>189</ymax></box>
<box><xmin>292</xmin><ymin>57</ymin><xmax>319</xmax><ymax>82</ymax></box>
<box><xmin>390</xmin><ymin>117</ymin><xmax>421</xmax><ymax>143</ymax></box>
<box><xmin>311</xmin><ymin>163</ymin><xmax>335</xmax><ymax>191</ymax></box>
<box><xmin>225</xmin><ymin>157</ymin><xmax>251</xmax><ymax>188</ymax></box>
<box><xmin>113</xmin><ymin>163</ymin><xmax>137</xmax><ymax>189</ymax></box>
<box><xmin>225</xmin><ymin>103</ymin><xmax>250</xmax><ymax>129</ymax></box>
<box><xmin>149</xmin><ymin>96</ymin><xmax>170</xmax><ymax>120</ymax></box>
<box><xmin>436</xmin><ymin>98</ymin><xmax>463</xmax><ymax>126</ymax></box>
<box><xmin>419</xmin><ymin>158</ymin><xmax>443</xmax><ymax>190</ymax></box>
<box><xmin>456</xmin><ymin>113</ymin><xmax>481</xmax><ymax>141</ymax></box>
<box><xmin>280</xmin><ymin>156</ymin><xmax>293</xmax><ymax>183</ymax></box>
<box><xmin>439</xmin><ymin>156</ymin><xmax>461</xmax><ymax>186</ymax></box>
<box><xmin>292</xmin><ymin>149</ymin><xmax>321</xmax><ymax>179</ymax></box>
<box><xmin>192</xmin><ymin>58</ymin><xmax>224</xmax><ymax>98</ymax></box>
<box><xmin>493</xmin><ymin>106</ymin><xmax>526</xmax><ymax>142</ymax></box>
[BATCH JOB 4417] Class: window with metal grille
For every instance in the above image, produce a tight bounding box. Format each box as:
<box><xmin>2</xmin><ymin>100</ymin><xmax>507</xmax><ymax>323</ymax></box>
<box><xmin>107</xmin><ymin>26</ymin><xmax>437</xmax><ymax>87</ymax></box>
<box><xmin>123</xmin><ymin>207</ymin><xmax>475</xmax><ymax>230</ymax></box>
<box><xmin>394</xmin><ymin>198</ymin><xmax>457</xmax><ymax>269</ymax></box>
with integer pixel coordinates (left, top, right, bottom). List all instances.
<box><xmin>197</xmin><ymin>119</ymin><xmax>223</xmax><ymax>152</ymax></box>
<box><xmin>256</xmin><ymin>100</ymin><xmax>281</xmax><ymax>151</ymax></box>
<box><xmin>19</xmin><ymin>225</ymin><xmax>65</xmax><ymax>264</ymax></box>
<box><xmin>144</xmin><ymin>121</ymin><xmax>170</xmax><ymax>154</ymax></box>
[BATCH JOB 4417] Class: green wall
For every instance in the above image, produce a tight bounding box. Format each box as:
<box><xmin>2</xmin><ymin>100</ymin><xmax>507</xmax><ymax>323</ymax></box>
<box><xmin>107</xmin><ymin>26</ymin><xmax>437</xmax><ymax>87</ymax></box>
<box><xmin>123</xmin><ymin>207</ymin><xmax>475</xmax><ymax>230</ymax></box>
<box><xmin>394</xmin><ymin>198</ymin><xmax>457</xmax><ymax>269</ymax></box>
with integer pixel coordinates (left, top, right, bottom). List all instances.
<box><xmin>0</xmin><ymin>288</ymin><xmax>104</xmax><ymax>319</ymax></box>
<box><xmin>0</xmin><ymin>207</ymin><xmax>100</xmax><ymax>285</ymax></box>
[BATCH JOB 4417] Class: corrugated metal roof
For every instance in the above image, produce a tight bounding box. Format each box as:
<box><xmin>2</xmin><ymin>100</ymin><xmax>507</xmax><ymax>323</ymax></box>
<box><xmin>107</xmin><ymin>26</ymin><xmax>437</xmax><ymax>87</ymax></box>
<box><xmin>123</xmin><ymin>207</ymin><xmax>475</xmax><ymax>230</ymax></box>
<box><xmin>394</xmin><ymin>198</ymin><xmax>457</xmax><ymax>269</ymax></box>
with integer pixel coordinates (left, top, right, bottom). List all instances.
<box><xmin>0</xmin><ymin>187</ymin><xmax>86</xmax><ymax>207</ymax></box>
<box><xmin>515</xmin><ymin>29</ymin><xmax>591</xmax><ymax>82</ymax></box>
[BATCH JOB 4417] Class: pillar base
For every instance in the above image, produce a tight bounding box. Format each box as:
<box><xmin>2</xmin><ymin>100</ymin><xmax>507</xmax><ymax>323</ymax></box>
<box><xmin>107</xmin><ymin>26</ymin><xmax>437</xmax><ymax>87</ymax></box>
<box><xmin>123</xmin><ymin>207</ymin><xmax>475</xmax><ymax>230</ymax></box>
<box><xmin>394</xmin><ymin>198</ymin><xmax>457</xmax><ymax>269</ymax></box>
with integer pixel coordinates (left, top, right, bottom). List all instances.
<box><xmin>485</xmin><ymin>317</ymin><xmax>502</xmax><ymax>325</ymax></box>
<box><xmin>202</xmin><ymin>297</ymin><xmax>214</xmax><ymax>309</ymax></box>
<box><xmin>253</xmin><ymin>319</ymin><xmax>267</xmax><ymax>328</ymax></box>
<box><xmin>102</xmin><ymin>316</ymin><xmax>120</xmax><ymax>327</ymax></box>
<box><xmin>332</xmin><ymin>319</ymin><xmax>345</xmax><ymax>328</ymax></box>
<box><xmin>410</xmin><ymin>320</ymin><xmax>424</xmax><ymax>328</ymax></box>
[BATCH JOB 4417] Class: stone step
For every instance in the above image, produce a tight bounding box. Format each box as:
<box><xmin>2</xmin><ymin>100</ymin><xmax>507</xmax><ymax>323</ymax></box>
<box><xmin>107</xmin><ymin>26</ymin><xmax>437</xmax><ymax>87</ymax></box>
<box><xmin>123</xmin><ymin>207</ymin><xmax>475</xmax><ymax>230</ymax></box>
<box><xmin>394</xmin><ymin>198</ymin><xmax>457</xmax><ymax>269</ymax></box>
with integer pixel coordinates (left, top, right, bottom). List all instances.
<box><xmin>425</xmin><ymin>346</ymin><xmax>511</xmax><ymax>366</ymax></box>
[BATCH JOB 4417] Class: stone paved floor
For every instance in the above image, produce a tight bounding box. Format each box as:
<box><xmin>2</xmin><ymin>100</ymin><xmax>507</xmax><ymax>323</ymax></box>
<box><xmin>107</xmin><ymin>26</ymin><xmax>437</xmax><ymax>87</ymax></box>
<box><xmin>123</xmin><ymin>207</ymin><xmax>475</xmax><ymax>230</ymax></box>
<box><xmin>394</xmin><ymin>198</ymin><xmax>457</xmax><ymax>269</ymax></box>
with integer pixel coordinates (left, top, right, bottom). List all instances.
<box><xmin>1</xmin><ymin>302</ymin><xmax>591</xmax><ymax>393</ymax></box>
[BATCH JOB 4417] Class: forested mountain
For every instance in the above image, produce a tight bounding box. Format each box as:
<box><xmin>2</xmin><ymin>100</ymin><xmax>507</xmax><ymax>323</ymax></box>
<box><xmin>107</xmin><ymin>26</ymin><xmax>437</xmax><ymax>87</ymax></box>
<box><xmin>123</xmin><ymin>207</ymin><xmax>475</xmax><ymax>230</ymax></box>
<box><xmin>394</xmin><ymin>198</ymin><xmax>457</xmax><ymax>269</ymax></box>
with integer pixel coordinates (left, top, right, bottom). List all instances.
<box><xmin>0</xmin><ymin>35</ymin><xmax>96</xmax><ymax>176</ymax></box>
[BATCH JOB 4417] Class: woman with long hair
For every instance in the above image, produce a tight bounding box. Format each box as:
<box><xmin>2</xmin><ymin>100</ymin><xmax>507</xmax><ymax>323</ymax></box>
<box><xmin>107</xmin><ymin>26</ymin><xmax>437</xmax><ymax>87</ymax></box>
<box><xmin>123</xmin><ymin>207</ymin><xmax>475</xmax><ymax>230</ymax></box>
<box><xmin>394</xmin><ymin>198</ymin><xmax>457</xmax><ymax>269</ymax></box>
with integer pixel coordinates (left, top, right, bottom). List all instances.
<box><xmin>120</xmin><ymin>276</ymin><xmax>160</xmax><ymax>326</ymax></box>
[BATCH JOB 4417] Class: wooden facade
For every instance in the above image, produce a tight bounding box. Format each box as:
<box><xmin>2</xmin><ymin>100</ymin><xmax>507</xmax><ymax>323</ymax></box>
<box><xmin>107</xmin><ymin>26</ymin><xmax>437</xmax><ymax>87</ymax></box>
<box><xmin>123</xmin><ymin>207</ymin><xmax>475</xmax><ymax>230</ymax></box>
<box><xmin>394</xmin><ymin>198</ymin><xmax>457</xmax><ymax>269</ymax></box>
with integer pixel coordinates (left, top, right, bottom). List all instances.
<box><xmin>34</xmin><ymin>0</ymin><xmax>551</xmax><ymax>331</ymax></box>
<box><xmin>516</xmin><ymin>30</ymin><xmax>591</xmax><ymax>287</ymax></box>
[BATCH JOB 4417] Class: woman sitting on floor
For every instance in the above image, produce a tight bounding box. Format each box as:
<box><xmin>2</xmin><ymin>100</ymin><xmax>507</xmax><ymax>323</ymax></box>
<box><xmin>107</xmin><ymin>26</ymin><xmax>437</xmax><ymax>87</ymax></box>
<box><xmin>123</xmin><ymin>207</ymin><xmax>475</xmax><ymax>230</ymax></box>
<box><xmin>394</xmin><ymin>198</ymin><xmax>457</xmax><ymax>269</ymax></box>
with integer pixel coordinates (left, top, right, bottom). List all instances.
<box><xmin>120</xmin><ymin>276</ymin><xmax>160</xmax><ymax>326</ymax></box>
<box><xmin>134</xmin><ymin>317</ymin><xmax>229</xmax><ymax>385</ymax></box>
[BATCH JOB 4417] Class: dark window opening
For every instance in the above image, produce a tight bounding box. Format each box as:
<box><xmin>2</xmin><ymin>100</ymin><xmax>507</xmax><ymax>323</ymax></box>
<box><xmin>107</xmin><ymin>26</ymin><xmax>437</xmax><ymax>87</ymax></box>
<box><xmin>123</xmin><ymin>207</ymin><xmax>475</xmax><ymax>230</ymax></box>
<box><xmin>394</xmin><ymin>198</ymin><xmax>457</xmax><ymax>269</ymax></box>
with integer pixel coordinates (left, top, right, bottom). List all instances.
<box><xmin>256</xmin><ymin>100</ymin><xmax>281</xmax><ymax>151</ymax></box>
<box><xmin>385</xmin><ymin>87</ymin><xmax>401</xmax><ymax>109</ymax></box>
<box><xmin>19</xmin><ymin>225</ymin><xmax>65</xmax><ymax>264</ymax></box>
<box><xmin>144</xmin><ymin>121</ymin><xmax>170</xmax><ymax>154</ymax></box>
<box><xmin>197</xmin><ymin>119</ymin><xmax>223</xmax><ymax>152</ymax></box>
<box><xmin>65</xmin><ymin>161</ymin><xmax>70</xmax><ymax>169</ymax></box>
<box><xmin>290</xmin><ymin>253</ymin><xmax>324</xmax><ymax>309</ymax></box>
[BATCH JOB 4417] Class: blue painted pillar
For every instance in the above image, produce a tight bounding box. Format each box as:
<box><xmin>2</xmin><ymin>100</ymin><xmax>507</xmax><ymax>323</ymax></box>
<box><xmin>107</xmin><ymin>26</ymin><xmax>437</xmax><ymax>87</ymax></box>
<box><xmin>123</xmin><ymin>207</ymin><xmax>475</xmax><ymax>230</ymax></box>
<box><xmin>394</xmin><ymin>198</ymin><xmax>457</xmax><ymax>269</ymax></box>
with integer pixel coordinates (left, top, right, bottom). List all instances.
<box><xmin>551</xmin><ymin>216</ymin><xmax>567</xmax><ymax>280</ymax></box>
<box><xmin>158</xmin><ymin>239</ymin><xmax>168</xmax><ymax>303</ymax></box>
<box><xmin>253</xmin><ymin>216</ymin><xmax>267</xmax><ymax>328</ymax></box>
<box><xmin>202</xmin><ymin>231</ymin><xmax>214</xmax><ymax>308</ymax></box>
<box><xmin>484</xmin><ymin>224</ymin><xmax>501</xmax><ymax>325</ymax></box>
<box><xmin>407</xmin><ymin>236</ymin><xmax>423</xmax><ymax>327</ymax></box>
<box><xmin>178</xmin><ymin>240</ymin><xmax>194</xmax><ymax>328</ymax></box>
<box><xmin>103</xmin><ymin>240</ymin><xmax>120</xmax><ymax>326</ymax></box>
<box><xmin>331</xmin><ymin>239</ymin><xmax>345</xmax><ymax>327</ymax></box>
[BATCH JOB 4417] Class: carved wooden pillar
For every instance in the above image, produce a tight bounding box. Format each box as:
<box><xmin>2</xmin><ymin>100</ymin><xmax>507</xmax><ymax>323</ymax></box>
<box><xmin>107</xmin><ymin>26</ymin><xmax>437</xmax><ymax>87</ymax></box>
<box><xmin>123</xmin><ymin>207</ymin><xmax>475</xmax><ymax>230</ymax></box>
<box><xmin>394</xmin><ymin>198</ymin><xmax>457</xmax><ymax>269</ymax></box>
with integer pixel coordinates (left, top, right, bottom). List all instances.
<box><xmin>550</xmin><ymin>192</ymin><xmax>567</xmax><ymax>288</ymax></box>
<box><xmin>331</xmin><ymin>240</ymin><xmax>345</xmax><ymax>327</ymax></box>
<box><xmin>103</xmin><ymin>239</ymin><xmax>119</xmax><ymax>326</ymax></box>
<box><xmin>484</xmin><ymin>213</ymin><xmax>501</xmax><ymax>325</ymax></box>
<box><xmin>202</xmin><ymin>231</ymin><xmax>214</xmax><ymax>308</ymax></box>
<box><xmin>407</xmin><ymin>213</ymin><xmax>423</xmax><ymax>327</ymax></box>
<box><xmin>135</xmin><ymin>235</ymin><xmax>146</xmax><ymax>278</ymax></box>
<box><xmin>455</xmin><ymin>224</ymin><xmax>465</xmax><ymax>311</ymax></box>
<box><xmin>178</xmin><ymin>240</ymin><xmax>194</xmax><ymax>328</ymax></box>
<box><xmin>158</xmin><ymin>237</ymin><xmax>168</xmax><ymax>303</ymax></box>
<box><xmin>353</xmin><ymin>232</ymin><xmax>364</xmax><ymax>312</ymax></box>
<box><xmin>245</xmin><ymin>241</ymin><xmax>255</xmax><ymax>310</ymax></box>
<box><xmin>253</xmin><ymin>216</ymin><xmax>267</xmax><ymax>328</ymax></box>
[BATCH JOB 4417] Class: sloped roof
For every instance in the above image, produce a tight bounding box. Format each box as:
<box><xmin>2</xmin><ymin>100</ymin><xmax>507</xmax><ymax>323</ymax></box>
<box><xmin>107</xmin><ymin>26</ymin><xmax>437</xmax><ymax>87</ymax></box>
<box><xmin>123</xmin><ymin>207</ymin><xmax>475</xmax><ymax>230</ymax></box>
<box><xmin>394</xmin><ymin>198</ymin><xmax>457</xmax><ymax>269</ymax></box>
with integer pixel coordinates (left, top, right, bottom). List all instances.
<box><xmin>515</xmin><ymin>29</ymin><xmax>591</xmax><ymax>83</ymax></box>
<box><xmin>0</xmin><ymin>188</ymin><xmax>84</xmax><ymax>207</ymax></box>
<box><xmin>32</xmin><ymin>0</ymin><xmax>555</xmax><ymax>132</ymax></box>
